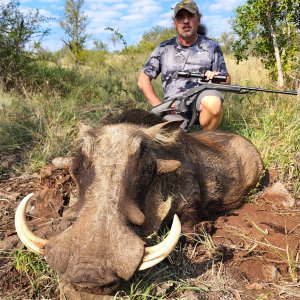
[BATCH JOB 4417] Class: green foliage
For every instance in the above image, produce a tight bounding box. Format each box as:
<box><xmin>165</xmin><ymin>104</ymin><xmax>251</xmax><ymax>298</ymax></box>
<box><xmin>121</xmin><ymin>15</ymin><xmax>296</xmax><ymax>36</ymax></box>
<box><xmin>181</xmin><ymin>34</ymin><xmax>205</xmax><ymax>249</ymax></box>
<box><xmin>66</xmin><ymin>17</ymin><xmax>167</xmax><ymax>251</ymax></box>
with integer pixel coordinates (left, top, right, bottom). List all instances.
<box><xmin>105</xmin><ymin>27</ymin><xmax>128</xmax><ymax>51</ymax></box>
<box><xmin>231</xmin><ymin>0</ymin><xmax>300</xmax><ymax>87</ymax></box>
<box><xmin>60</xmin><ymin>0</ymin><xmax>89</xmax><ymax>64</ymax></box>
<box><xmin>34</xmin><ymin>46</ymin><xmax>59</xmax><ymax>63</ymax></box>
<box><xmin>217</xmin><ymin>32</ymin><xmax>235</xmax><ymax>55</ymax></box>
<box><xmin>0</xmin><ymin>96</ymin><xmax>38</xmax><ymax>153</ymax></box>
<box><xmin>0</xmin><ymin>88</ymin><xmax>78</xmax><ymax>171</ymax></box>
<box><xmin>136</xmin><ymin>26</ymin><xmax>177</xmax><ymax>53</ymax></box>
<box><xmin>82</xmin><ymin>49</ymin><xmax>108</xmax><ymax>67</ymax></box>
<box><xmin>0</xmin><ymin>0</ymin><xmax>50</xmax><ymax>90</ymax></box>
<box><xmin>25</xmin><ymin>62</ymin><xmax>82</xmax><ymax>94</ymax></box>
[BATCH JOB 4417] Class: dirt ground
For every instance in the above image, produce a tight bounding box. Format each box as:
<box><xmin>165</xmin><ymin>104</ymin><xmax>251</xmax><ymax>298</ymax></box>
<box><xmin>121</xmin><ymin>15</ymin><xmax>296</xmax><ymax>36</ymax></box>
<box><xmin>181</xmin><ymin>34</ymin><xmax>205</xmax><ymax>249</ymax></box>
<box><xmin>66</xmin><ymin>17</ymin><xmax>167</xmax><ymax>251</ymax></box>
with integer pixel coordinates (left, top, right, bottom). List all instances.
<box><xmin>0</xmin><ymin>162</ymin><xmax>299</xmax><ymax>300</ymax></box>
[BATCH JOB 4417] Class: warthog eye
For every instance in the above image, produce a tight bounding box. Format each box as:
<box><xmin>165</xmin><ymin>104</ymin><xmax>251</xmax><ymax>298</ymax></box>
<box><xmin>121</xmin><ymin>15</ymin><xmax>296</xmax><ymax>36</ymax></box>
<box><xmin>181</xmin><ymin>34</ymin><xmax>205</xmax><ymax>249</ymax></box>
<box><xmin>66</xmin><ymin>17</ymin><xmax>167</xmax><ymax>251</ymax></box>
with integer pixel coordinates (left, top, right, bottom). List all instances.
<box><xmin>139</xmin><ymin>140</ymin><xmax>148</xmax><ymax>158</ymax></box>
<box><xmin>136</xmin><ymin>140</ymin><xmax>157</xmax><ymax>188</ymax></box>
<box><xmin>124</xmin><ymin>140</ymin><xmax>157</xmax><ymax>211</ymax></box>
<box><xmin>134</xmin><ymin>156</ymin><xmax>157</xmax><ymax>209</ymax></box>
<box><xmin>73</xmin><ymin>166</ymin><xmax>80</xmax><ymax>175</ymax></box>
<box><xmin>136</xmin><ymin>151</ymin><xmax>156</xmax><ymax>188</ymax></box>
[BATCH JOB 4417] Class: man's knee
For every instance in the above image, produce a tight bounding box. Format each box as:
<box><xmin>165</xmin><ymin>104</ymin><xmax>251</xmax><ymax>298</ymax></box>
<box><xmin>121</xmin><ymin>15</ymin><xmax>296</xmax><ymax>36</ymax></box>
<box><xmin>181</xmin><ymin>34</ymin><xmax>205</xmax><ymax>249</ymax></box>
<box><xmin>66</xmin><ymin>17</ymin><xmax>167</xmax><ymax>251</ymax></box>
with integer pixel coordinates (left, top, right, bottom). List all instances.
<box><xmin>199</xmin><ymin>96</ymin><xmax>223</xmax><ymax>116</ymax></box>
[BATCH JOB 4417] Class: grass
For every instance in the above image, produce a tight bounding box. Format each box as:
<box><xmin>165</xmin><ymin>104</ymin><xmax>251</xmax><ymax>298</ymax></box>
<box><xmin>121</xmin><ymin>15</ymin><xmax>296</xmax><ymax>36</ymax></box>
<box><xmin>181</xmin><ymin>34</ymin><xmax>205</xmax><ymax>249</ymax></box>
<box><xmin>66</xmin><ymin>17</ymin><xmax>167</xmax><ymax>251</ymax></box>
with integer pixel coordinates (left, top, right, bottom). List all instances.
<box><xmin>12</xmin><ymin>249</ymin><xmax>59</xmax><ymax>298</ymax></box>
<box><xmin>120</xmin><ymin>227</ymin><xmax>242</xmax><ymax>299</ymax></box>
<box><xmin>122</xmin><ymin>261</ymin><xmax>211</xmax><ymax>299</ymax></box>
<box><xmin>2</xmin><ymin>54</ymin><xmax>299</xmax><ymax>193</ymax></box>
<box><xmin>221</xmin><ymin>56</ymin><xmax>300</xmax><ymax>195</ymax></box>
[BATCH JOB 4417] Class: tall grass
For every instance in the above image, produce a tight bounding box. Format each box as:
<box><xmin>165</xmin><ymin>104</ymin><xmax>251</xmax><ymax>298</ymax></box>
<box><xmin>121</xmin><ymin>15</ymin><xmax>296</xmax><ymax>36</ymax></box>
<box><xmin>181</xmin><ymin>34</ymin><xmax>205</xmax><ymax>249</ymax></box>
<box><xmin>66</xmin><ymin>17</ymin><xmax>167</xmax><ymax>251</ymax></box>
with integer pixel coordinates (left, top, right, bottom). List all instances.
<box><xmin>0</xmin><ymin>55</ymin><xmax>147</xmax><ymax>172</ymax></box>
<box><xmin>0</xmin><ymin>53</ymin><xmax>299</xmax><ymax>194</ymax></box>
<box><xmin>222</xmin><ymin>56</ymin><xmax>300</xmax><ymax>194</ymax></box>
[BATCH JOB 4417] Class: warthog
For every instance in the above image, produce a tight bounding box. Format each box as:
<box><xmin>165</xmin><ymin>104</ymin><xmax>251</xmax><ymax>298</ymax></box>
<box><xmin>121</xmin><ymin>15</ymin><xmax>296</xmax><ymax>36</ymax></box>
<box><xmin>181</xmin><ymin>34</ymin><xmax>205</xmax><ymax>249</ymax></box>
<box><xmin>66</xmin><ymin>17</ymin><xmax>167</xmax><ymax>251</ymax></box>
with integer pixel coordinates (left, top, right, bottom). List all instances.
<box><xmin>15</xmin><ymin>110</ymin><xmax>264</xmax><ymax>297</ymax></box>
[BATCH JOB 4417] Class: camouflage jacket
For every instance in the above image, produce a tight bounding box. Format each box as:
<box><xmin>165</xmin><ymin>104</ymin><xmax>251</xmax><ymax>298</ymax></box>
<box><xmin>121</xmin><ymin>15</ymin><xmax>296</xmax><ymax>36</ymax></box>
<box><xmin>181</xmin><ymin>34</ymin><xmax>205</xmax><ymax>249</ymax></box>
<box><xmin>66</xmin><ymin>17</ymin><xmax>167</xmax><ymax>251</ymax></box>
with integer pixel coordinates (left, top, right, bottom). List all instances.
<box><xmin>142</xmin><ymin>35</ymin><xmax>228</xmax><ymax>101</ymax></box>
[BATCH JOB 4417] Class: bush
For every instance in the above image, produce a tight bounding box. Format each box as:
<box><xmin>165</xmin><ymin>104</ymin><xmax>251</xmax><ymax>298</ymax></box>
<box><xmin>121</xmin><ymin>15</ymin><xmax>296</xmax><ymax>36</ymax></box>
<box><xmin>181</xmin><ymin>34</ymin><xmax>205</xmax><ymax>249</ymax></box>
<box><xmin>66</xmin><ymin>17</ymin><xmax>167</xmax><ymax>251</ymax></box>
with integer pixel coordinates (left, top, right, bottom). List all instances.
<box><xmin>0</xmin><ymin>0</ymin><xmax>49</xmax><ymax>91</ymax></box>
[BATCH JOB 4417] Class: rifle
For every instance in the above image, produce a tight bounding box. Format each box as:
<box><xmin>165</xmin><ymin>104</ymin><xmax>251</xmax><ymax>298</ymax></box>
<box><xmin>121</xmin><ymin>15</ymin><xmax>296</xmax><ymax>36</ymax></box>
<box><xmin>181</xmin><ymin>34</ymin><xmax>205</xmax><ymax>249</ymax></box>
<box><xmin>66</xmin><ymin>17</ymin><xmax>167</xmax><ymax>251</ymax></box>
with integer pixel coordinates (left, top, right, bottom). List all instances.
<box><xmin>150</xmin><ymin>71</ymin><xmax>298</xmax><ymax>130</ymax></box>
<box><xmin>178</xmin><ymin>71</ymin><xmax>298</xmax><ymax>95</ymax></box>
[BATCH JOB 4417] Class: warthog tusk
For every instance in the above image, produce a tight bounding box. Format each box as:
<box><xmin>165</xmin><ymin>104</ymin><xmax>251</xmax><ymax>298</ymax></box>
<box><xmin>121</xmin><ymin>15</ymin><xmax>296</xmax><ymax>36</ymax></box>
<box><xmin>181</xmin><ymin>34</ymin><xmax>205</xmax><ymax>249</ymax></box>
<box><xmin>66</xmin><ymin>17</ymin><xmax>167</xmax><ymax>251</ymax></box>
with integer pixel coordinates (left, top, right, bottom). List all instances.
<box><xmin>15</xmin><ymin>193</ymin><xmax>48</xmax><ymax>255</ymax></box>
<box><xmin>138</xmin><ymin>214</ymin><xmax>181</xmax><ymax>271</ymax></box>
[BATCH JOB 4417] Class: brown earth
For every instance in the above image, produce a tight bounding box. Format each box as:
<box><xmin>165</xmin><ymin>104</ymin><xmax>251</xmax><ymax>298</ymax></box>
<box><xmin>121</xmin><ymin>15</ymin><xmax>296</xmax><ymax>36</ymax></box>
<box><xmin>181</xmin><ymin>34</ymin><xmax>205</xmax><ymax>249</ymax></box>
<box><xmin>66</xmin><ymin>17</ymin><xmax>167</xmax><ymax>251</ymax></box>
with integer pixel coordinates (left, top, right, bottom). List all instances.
<box><xmin>0</xmin><ymin>164</ymin><xmax>299</xmax><ymax>300</ymax></box>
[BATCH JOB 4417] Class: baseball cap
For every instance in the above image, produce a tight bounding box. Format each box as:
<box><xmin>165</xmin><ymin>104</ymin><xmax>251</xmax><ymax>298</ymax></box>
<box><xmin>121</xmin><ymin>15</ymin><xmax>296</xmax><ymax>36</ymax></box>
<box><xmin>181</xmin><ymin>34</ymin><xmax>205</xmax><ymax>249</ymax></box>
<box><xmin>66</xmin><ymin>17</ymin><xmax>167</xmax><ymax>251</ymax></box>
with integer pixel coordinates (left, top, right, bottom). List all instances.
<box><xmin>174</xmin><ymin>0</ymin><xmax>199</xmax><ymax>17</ymax></box>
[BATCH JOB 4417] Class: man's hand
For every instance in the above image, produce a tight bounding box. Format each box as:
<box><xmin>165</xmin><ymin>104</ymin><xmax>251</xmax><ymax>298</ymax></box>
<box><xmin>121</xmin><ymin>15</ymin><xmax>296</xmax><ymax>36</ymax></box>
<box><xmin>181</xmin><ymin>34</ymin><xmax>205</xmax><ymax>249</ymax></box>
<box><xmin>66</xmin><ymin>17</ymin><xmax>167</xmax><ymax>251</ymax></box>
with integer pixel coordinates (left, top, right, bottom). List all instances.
<box><xmin>204</xmin><ymin>70</ymin><xmax>220</xmax><ymax>80</ymax></box>
<box><xmin>205</xmin><ymin>70</ymin><xmax>231</xmax><ymax>84</ymax></box>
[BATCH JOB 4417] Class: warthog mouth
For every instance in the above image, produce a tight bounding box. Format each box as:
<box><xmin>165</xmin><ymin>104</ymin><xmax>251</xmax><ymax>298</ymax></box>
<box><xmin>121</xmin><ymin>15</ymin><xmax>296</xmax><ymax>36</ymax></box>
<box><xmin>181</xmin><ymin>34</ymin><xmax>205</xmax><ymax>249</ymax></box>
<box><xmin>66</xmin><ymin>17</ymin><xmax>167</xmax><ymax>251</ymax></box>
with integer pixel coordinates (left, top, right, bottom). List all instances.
<box><xmin>72</xmin><ymin>280</ymin><xmax>121</xmax><ymax>295</ymax></box>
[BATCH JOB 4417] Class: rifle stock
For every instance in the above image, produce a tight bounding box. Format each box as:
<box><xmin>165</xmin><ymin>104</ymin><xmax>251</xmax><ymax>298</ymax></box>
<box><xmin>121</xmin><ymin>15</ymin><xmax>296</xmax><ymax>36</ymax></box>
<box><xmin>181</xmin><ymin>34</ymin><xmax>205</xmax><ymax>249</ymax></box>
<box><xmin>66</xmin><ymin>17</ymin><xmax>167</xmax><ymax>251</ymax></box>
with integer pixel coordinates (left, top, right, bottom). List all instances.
<box><xmin>150</xmin><ymin>101</ymin><xmax>173</xmax><ymax>117</ymax></box>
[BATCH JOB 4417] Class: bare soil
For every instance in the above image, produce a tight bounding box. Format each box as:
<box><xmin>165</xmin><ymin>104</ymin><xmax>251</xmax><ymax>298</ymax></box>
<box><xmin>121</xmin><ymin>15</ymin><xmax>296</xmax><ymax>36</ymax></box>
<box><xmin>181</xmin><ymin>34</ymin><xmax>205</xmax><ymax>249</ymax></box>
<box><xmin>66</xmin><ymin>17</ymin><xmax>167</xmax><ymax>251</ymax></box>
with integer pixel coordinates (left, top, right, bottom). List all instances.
<box><xmin>0</xmin><ymin>164</ymin><xmax>299</xmax><ymax>300</ymax></box>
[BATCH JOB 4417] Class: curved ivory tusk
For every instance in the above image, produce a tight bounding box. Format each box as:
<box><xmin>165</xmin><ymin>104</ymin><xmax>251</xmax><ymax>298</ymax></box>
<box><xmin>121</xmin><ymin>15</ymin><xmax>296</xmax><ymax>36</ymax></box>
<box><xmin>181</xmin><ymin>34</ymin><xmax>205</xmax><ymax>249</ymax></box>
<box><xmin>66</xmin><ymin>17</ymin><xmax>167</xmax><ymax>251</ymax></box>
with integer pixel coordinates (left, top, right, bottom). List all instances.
<box><xmin>138</xmin><ymin>214</ymin><xmax>181</xmax><ymax>271</ymax></box>
<box><xmin>15</xmin><ymin>193</ymin><xmax>48</xmax><ymax>255</ymax></box>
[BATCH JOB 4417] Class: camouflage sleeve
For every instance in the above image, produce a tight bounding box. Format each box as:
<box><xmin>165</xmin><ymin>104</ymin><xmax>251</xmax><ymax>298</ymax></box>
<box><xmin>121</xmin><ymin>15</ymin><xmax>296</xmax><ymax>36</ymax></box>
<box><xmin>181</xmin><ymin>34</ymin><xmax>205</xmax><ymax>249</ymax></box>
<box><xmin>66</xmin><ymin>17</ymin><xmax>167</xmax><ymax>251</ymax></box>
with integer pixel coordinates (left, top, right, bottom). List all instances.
<box><xmin>212</xmin><ymin>44</ymin><xmax>228</xmax><ymax>75</ymax></box>
<box><xmin>141</xmin><ymin>47</ymin><xmax>161</xmax><ymax>79</ymax></box>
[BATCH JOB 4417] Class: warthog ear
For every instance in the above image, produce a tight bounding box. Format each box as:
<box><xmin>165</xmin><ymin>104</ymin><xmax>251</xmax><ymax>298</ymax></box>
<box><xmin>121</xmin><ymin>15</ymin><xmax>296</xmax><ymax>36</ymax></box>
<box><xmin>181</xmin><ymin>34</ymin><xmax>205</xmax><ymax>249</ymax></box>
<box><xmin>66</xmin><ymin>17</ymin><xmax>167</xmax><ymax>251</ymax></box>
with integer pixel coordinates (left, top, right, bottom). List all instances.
<box><xmin>156</xmin><ymin>159</ymin><xmax>181</xmax><ymax>174</ymax></box>
<box><xmin>144</xmin><ymin>121</ymin><xmax>182</xmax><ymax>145</ymax></box>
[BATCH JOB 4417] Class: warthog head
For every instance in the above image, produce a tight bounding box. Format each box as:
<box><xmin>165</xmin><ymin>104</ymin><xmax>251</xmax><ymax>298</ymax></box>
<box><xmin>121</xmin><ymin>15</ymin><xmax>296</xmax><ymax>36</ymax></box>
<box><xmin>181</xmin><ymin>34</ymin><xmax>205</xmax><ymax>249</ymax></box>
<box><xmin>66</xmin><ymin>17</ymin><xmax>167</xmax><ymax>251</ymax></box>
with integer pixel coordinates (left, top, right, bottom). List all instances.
<box><xmin>15</xmin><ymin>121</ymin><xmax>183</xmax><ymax>294</ymax></box>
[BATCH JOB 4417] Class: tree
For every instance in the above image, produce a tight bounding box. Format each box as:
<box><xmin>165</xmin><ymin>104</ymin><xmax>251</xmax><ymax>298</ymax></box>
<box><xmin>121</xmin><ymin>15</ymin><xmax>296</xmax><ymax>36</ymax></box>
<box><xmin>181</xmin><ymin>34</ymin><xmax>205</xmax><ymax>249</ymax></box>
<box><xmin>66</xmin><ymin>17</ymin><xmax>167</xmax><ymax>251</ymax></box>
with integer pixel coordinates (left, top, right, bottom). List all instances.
<box><xmin>137</xmin><ymin>26</ymin><xmax>176</xmax><ymax>52</ymax></box>
<box><xmin>60</xmin><ymin>0</ymin><xmax>89</xmax><ymax>64</ymax></box>
<box><xmin>218</xmin><ymin>32</ymin><xmax>235</xmax><ymax>55</ymax></box>
<box><xmin>105</xmin><ymin>27</ymin><xmax>129</xmax><ymax>52</ymax></box>
<box><xmin>0</xmin><ymin>0</ymin><xmax>50</xmax><ymax>90</ymax></box>
<box><xmin>231</xmin><ymin>0</ymin><xmax>300</xmax><ymax>88</ymax></box>
<box><xmin>93</xmin><ymin>39</ymin><xmax>108</xmax><ymax>52</ymax></box>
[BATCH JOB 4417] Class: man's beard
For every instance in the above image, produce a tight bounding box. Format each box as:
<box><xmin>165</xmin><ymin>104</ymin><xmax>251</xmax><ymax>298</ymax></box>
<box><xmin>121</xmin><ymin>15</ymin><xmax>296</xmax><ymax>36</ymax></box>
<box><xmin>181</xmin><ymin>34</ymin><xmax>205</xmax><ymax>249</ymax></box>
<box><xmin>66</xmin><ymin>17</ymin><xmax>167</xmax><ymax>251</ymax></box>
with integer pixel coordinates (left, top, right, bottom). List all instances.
<box><xmin>180</xmin><ymin>29</ymin><xmax>194</xmax><ymax>38</ymax></box>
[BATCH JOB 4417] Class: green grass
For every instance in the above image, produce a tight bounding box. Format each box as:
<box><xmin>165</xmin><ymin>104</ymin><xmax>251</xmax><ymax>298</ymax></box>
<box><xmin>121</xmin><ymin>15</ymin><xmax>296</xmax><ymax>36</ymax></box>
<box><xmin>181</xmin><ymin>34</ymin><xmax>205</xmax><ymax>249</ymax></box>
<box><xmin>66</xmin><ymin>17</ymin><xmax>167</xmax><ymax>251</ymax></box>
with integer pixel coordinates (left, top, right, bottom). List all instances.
<box><xmin>222</xmin><ymin>91</ymin><xmax>300</xmax><ymax>194</ymax></box>
<box><xmin>2</xmin><ymin>54</ymin><xmax>298</xmax><ymax>186</ymax></box>
<box><xmin>12</xmin><ymin>249</ymin><xmax>59</xmax><ymax>298</ymax></box>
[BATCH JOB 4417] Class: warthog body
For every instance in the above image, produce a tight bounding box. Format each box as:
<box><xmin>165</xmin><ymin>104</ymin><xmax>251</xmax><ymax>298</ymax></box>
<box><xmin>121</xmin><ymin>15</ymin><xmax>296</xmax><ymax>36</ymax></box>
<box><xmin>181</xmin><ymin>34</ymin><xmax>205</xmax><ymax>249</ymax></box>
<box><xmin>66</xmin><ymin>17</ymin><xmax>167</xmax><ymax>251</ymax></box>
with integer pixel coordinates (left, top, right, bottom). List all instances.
<box><xmin>16</xmin><ymin>111</ymin><xmax>264</xmax><ymax>296</ymax></box>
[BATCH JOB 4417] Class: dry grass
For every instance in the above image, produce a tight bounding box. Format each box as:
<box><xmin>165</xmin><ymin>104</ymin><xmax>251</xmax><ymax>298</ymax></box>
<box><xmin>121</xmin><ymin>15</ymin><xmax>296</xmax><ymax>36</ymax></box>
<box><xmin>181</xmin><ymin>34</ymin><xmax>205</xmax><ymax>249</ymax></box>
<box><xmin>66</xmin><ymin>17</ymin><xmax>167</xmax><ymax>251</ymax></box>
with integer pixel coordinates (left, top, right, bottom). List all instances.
<box><xmin>226</xmin><ymin>56</ymin><xmax>270</xmax><ymax>87</ymax></box>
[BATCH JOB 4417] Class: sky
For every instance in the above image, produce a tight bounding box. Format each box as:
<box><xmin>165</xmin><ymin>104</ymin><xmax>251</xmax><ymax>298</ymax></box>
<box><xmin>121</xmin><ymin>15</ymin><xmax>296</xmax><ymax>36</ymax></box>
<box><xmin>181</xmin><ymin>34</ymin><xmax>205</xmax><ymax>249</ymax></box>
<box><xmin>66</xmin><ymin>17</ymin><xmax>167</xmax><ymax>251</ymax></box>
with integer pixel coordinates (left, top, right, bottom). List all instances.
<box><xmin>15</xmin><ymin>0</ymin><xmax>246</xmax><ymax>51</ymax></box>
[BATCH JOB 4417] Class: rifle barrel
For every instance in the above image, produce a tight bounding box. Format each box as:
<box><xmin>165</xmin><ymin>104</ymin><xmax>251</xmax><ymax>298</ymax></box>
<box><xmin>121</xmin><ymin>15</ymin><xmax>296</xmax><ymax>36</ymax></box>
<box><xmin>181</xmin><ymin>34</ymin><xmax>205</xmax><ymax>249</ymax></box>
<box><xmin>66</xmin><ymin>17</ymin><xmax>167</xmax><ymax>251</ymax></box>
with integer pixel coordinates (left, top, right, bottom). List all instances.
<box><xmin>199</xmin><ymin>82</ymin><xmax>298</xmax><ymax>96</ymax></box>
<box><xmin>242</xmin><ymin>87</ymin><xmax>297</xmax><ymax>95</ymax></box>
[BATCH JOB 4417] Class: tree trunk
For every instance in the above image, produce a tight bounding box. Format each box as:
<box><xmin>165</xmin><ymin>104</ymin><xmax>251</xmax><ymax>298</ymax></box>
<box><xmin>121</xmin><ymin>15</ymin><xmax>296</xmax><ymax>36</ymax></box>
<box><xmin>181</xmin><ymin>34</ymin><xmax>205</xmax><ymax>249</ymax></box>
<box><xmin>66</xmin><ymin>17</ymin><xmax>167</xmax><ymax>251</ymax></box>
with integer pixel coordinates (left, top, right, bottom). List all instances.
<box><xmin>268</xmin><ymin>18</ymin><xmax>285</xmax><ymax>88</ymax></box>
<box><xmin>272</xmin><ymin>36</ymin><xmax>284</xmax><ymax>88</ymax></box>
